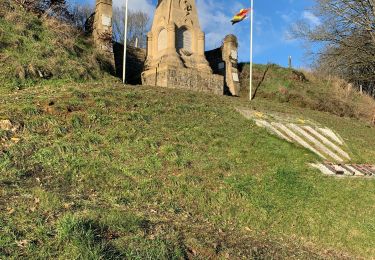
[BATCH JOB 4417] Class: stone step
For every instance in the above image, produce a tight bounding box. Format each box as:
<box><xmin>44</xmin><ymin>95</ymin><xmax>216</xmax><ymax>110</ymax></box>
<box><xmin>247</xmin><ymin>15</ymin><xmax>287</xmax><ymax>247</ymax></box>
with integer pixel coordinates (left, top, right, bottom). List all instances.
<box><xmin>316</xmin><ymin>127</ymin><xmax>344</xmax><ymax>145</ymax></box>
<box><xmin>310</xmin><ymin>163</ymin><xmax>375</xmax><ymax>177</ymax></box>
<box><xmin>255</xmin><ymin>119</ymin><xmax>292</xmax><ymax>142</ymax></box>
<box><xmin>302</xmin><ymin>125</ymin><xmax>350</xmax><ymax>160</ymax></box>
<box><xmin>271</xmin><ymin>122</ymin><xmax>327</xmax><ymax>160</ymax></box>
<box><xmin>288</xmin><ymin>124</ymin><xmax>344</xmax><ymax>163</ymax></box>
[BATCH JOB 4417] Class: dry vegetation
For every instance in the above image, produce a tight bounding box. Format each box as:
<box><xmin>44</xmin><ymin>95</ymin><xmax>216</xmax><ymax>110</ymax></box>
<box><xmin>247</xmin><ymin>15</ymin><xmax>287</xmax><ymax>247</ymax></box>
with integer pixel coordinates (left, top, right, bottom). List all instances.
<box><xmin>239</xmin><ymin>63</ymin><xmax>375</xmax><ymax>125</ymax></box>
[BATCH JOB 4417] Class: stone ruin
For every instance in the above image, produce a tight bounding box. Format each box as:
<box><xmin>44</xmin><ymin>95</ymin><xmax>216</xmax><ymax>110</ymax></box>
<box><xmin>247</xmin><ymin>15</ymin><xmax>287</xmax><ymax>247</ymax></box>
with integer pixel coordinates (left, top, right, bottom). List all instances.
<box><xmin>93</xmin><ymin>0</ymin><xmax>113</xmax><ymax>52</ymax></box>
<box><xmin>205</xmin><ymin>35</ymin><xmax>240</xmax><ymax>96</ymax></box>
<box><xmin>93</xmin><ymin>0</ymin><xmax>241</xmax><ymax>96</ymax></box>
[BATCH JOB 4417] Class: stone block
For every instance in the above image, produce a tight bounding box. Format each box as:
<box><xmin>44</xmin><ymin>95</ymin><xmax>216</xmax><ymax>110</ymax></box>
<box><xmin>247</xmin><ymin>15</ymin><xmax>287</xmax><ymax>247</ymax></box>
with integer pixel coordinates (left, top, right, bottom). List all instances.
<box><xmin>142</xmin><ymin>66</ymin><xmax>223</xmax><ymax>95</ymax></box>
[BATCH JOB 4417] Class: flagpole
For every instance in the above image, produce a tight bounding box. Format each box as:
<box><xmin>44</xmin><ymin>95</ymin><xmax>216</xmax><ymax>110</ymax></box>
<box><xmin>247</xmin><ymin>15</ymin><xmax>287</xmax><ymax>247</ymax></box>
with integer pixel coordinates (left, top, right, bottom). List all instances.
<box><xmin>249</xmin><ymin>0</ymin><xmax>254</xmax><ymax>101</ymax></box>
<box><xmin>122</xmin><ymin>0</ymin><xmax>129</xmax><ymax>84</ymax></box>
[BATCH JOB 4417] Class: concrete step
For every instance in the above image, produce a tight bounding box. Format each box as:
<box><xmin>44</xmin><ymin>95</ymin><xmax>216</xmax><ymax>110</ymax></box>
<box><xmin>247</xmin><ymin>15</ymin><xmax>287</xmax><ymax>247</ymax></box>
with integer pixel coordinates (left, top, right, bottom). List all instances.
<box><xmin>271</xmin><ymin>122</ymin><xmax>327</xmax><ymax>160</ymax></box>
<box><xmin>302</xmin><ymin>125</ymin><xmax>350</xmax><ymax>160</ymax></box>
<box><xmin>311</xmin><ymin>163</ymin><xmax>375</xmax><ymax>177</ymax></box>
<box><xmin>316</xmin><ymin>127</ymin><xmax>344</xmax><ymax>145</ymax></box>
<box><xmin>288</xmin><ymin>124</ymin><xmax>344</xmax><ymax>163</ymax></box>
<box><xmin>255</xmin><ymin>119</ymin><xmax>292</xmax><ymax>142</ymax></box>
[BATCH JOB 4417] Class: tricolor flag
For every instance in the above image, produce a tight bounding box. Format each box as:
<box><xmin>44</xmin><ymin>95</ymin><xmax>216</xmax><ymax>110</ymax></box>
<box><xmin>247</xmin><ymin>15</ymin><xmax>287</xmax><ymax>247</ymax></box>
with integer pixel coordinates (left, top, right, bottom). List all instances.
<box><xmin>231</xmin><ymin>8</ymin><xmax>251</xmax><ymax>25</ymax></box>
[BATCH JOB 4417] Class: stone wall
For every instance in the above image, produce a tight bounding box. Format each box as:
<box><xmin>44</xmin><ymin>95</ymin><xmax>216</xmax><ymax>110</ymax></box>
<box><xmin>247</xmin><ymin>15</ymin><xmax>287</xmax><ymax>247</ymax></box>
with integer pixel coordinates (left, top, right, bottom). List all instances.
<box><xmin>142</xmin><ymin>66</ymin><xmax>223</xmax><ymax>95</ymax></box>
<box><xmin>113</xmin><ymin>44</ymin><xmax>146</xmax><ymax>85</ymax></box>
<box><xmin>205</xmin><ymin>48</ymin><xmax>224</xmax><ymax>75</ymax></box>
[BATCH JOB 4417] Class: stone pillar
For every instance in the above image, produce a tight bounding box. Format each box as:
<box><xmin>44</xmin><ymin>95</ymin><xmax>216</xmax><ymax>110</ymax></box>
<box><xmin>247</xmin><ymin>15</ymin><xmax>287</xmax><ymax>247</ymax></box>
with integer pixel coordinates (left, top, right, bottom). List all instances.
<box><xmin>167</xmin><ymin>24</ymin><xmax>176</xmax><ymax>52</ymax></box>
<box><xmin>93</xmin><ymin>0</ymin><xmax>113</xmax><ymax>52</ymax></box>
<box><xmin>197</xmin><ymin>31</ymin><xmax>205</xmax><ymax>56</ymax></box>
<box><xmin>222</xmin><ymin>35</ymin><xmax>240</xmax><ymax>96</ymax></box>
<box><xmin>165</xmin><ymin>23</ymin><xmax>183</xmax><ymax>67</ymax></box>
<box><xmin>145</xmin><ymin>32</ymin><xmax>154</xmax><ymax>70</ymax></box>
<box><xmin>196</xmin><ymin>31</ymin><xmax>212</xmax><ymax>73</ymax></box>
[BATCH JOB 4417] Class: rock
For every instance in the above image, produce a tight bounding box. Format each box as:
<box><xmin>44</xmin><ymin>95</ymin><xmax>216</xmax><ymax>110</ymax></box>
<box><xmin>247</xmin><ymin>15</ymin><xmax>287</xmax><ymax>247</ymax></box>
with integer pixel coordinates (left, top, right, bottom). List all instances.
<box><xmin>0</xmin><ymin>119</ymin><xmax>21</xmax><ymax>133</ymax></box>
<box><xmin>278</xmin><ymin>86</ymin><xmax>289</xmax><ymax>96</ymax></box>
<box><xmin>15</xmin><ymin>66</ymin><xmax>26</xmax><ymax>80</ymax></box>
<box><xmin>290</xmin><ymin>70</ymin><xmax>308</xmax><ymax>82</ymax></box>
<box><xmin>0</xmin><ymin>119</ymin><xmax>12</xmax><ymax>131</ymax></box>
<box><xmin>11</xmin><ymin>137</ymin><xmax>20</xmax><ymax>143</ymax></box>
<box><xmin>37</xmin><ymin>70</ymin><xmax>44</xmax><ymax>78</ymax></box>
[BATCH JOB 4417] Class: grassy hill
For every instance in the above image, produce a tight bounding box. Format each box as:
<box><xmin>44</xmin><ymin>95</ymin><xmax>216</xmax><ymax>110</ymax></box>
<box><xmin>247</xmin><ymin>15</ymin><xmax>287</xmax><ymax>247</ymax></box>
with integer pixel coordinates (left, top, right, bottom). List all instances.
<box><xmin>240</xmin><ymin>63</ymin><xmax>375</xmax><ymax>124</ymax></box>
<box><xmin>1</xmin><ymin>2</ymin><xmax>375</xmax><ymax>259</ymax></box>
<box><xmin>0</xmin><ymin>0</ymin><xmax>113</xmax><ymax>93</ymax></box>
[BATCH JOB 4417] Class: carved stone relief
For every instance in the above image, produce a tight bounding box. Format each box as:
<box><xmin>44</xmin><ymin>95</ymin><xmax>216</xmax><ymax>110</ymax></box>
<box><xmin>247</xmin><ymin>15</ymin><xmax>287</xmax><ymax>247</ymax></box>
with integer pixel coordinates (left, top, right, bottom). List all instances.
<box><xmin>180</xmin><ymin>0</ymin><xmax>192</xmax><ymax>16</ymax></box>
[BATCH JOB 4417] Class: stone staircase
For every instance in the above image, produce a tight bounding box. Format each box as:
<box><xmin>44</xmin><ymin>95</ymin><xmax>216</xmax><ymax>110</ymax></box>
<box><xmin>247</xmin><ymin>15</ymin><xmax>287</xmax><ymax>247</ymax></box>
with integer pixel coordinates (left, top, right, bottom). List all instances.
<box><xmin>238</xmin><ymin>108</ymin><xmax>375</xmax><ymax>178</ymax></box>
<box><xmin>310</xmin><ymin>162</ymin><xmax>375</xmax><ymax>177</ymax></box>
<box><xmin>237</xmin><ymin>108</ymin><xmax>350</xmax><ymax>163</ymax></box>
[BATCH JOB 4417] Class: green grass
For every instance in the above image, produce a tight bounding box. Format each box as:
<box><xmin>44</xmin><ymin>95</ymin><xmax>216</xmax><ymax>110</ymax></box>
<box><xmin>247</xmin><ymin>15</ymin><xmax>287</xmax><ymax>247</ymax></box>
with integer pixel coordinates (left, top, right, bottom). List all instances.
<box><xmin>1</xmin><ymin>2</ymin><xmax>375</xmax><ymax>257</ymax></box>
<box><xmin>1</xmin><ymin>80</ymin><xmax>375</xmax><ymax>258</ymax></box>
<box><xmin>0</xmin><ymin>1</ymin><xmax>112</xmax><ymax>92</ymax></box>
<box><xmin>240</xmin><ymin>64</ymin><xmax>375</xmax><ymax>123</ymax></box>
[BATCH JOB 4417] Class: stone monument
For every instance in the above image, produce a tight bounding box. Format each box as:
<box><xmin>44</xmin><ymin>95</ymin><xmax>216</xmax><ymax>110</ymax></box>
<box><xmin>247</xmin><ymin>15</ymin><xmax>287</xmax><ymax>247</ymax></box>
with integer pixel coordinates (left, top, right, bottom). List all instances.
<box><xmin>142</xmin><ymin>0</ymin><xmax>224</xmax><ymax>94</ymax></box>
<box><xmin>205</xmin><ymin>35</ymin><xmax>240</xmax><ymax>96</ymax></box>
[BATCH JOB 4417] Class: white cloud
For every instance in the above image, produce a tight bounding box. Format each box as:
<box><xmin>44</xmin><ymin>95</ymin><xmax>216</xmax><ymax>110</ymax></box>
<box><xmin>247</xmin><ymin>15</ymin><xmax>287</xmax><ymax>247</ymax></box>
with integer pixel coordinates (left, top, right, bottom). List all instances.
<box><xmin>196</xmin><ymin>0</ymin><xmax>245</xmax><ymax>49</ymax></box>
<box><xmin>113</xmin><ymin>0</ymin><xmax>154</xmax><ymax>13</ymax></box>
<box><xmin>302</xmin><ymin>11</ymin><xmax>321</xmax><ymax>26</ymax></box>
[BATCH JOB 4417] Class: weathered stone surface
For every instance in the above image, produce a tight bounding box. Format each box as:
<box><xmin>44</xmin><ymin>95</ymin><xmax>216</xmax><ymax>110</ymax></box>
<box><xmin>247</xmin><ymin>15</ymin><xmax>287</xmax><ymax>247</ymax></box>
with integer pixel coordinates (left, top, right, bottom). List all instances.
<box><xmin>288</xmin><ymin>123</ymin><xmax>344</xmax><ymax>162</ymax></box>
<box><xmin>237</xmin><ymin>108</ymin><xmax>352</xmax><ymax>163</ymax></box>
<box><xmin>205</xmin><ymin>35</ymin><xmax>240</xmax><ymax>96</ymax></box>
<box><xmin>142</xmin><ymin>66</ymin><xmax>223</xmax><ymax>95</ymax></box>
<box><xmin>311</xmin><ymin>163</ymin><xmax>375</xmax><ymax>178</ymax></box>
<box><xmin>93</xmin><ymin>0</ymin><xmax>113</xmax><ymax>52</ymax></box>
<box><xmin>114</xmin><ymin>44</ymin><xmax>146</xmax><ymax>84</ymax></box>
<box><xmin>142</xmin><ymin>0</ymin><xmax>223</xmax><ymax>94</ymax></box>
<box><xmin>144</xmin><ymin>0</ymin><xmax>211</xmax><ymax>72</ymax></box>
<box><xmin>302</xmin><ymin>125</ymin><xmax>350</xmax><ymax>160</ymax></box>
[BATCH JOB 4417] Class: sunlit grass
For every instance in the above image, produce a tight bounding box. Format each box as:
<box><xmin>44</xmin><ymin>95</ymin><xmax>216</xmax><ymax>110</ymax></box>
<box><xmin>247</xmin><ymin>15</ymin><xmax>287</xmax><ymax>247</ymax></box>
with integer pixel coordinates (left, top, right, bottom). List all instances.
<box><xmin>1</xmin><ymin>81</ymin><xmax>375</xmax><ymax>258</ymax></box>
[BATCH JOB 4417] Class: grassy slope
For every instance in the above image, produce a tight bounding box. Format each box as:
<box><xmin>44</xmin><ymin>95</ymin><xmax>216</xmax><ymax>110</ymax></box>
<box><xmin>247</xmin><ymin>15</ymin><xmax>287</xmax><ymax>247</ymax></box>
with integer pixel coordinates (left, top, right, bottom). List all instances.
<box><xmin>1</xmin><ymin>79</ymin><xmax>375</xmax><ymax>258</ymax></box>
<box><xmin>239</xmin><ymin>64</ymin><xmax>375</xmax><ymax>164</ymax></box>
<box><xmin>0</xmin><ymin>1</ymin><xmax>112</xmax><ymax>93</ymax></box>
<box><xmin>240</xmin><ymin>64</ymin><xmax>375</xmax><ymax>124</ymax></box>
<box><xmin>1</xmin><ymin>3</ymin><xmax>375</xmax><ymax>258</ymax></box>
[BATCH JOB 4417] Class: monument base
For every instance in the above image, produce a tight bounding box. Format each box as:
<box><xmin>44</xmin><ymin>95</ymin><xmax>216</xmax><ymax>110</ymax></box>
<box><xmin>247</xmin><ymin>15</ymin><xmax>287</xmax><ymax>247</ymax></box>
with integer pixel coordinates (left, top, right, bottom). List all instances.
<box><xmin>142</xmin><ymin>66</ymin><xmax>224</xmax><ymax>95</ymax></box>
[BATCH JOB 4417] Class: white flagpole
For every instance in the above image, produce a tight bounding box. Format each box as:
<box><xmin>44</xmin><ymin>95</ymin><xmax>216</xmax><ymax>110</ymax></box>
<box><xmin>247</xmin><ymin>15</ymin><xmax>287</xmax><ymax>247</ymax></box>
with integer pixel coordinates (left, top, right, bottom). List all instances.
<box><xmin>249</xmin><ymin>0</ymin><xmax>254</xmax><ymax>101</ymax></box>
<box><xmin>122</xmin><ymin>0</ymin><xmax>129</xmax><ymax>84</ymax></box>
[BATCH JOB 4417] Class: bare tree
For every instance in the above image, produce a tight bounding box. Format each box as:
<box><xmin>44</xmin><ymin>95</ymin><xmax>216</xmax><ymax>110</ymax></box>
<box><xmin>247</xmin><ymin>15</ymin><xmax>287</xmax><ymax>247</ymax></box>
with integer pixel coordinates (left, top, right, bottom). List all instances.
<box><xmin>15</xmin><ymin>0</ymin><xmax>72</xmax><ymax>20</ymax></box>
<box><xmin>112</xmin><ymin>7</ymin><xmax>150</xmax><ymax>48</ymax></box>
<box><xmin>293</xmin><ymin>0</ymin><xmax>375</xmax><ymax>97</ymax></box>
<box><xmin>69</xmin><ymin>3</ymin><xmax>94</xmax><ymax>32</ymax></box>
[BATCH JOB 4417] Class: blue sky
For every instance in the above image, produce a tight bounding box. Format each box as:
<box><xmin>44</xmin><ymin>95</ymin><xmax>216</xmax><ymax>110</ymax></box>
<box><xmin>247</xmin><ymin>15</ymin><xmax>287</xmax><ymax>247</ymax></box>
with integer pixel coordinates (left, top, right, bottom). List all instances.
<box><xmin>70</xmin><ymin>0</ymin><xmax>319</xmax><ymax>68</ymax></box>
